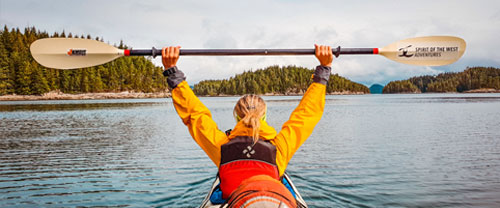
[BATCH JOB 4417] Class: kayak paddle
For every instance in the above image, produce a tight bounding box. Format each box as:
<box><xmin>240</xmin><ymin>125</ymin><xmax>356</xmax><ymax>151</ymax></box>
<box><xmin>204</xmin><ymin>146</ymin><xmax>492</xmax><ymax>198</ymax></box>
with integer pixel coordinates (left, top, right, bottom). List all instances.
<box><xmin>30</xmin><ymin>36</ymin><xmax>466</xmax><ymax>69</ymax></box>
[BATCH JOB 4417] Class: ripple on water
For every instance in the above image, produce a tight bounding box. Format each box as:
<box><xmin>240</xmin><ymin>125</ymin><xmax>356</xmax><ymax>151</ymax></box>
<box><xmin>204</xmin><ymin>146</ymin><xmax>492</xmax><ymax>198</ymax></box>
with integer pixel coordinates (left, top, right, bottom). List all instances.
<box><xmin>1</xmin><ymin>95</ymin><xmax>500</xmax><ymax>207</ymax></box>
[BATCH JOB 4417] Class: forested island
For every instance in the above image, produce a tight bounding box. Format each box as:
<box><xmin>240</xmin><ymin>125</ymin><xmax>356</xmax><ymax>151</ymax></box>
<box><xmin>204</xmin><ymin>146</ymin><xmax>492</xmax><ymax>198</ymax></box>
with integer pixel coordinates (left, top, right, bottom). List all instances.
<box><xmin>0</xmin><ymin>26</ymin><xmax>168</xmax><ymax>98</ymax></box>
<box><xmin>193</xmin><ymin>65</ymin><xmax>369</xmax><ymax>96</ymax></box>
<box><xmin>0</xmin><ymin>26</ymin><xmax>369</xmax><ymax>99</ymax></box>
<box><xmin>383</xmin><ymin>67</ymin><xmax>500</xmax><ymax>93</ymax></box>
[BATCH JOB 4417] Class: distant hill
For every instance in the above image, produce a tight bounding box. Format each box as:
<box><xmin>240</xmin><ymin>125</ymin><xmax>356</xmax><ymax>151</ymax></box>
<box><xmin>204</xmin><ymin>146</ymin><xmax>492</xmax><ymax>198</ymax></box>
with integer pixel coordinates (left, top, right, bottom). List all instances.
<box><xmin>369</xmin><ymin>84</ymin><xmax>384</xmax><ymax>94</ymax></box>
<box><xmin>383</xmin><ymin>67</ymin><xmax>500</xmax><ymax>93</ymax></box>
<box><xmin>193</xmin><ymin>65</ymin><xmax>370</xmax><ymax>96</ymax></box>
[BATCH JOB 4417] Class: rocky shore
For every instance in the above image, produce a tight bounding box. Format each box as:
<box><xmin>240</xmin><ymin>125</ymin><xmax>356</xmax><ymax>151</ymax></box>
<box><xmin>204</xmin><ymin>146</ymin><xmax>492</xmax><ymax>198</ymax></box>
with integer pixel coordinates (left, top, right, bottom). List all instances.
<box><xmin>0</xmin><ymin>90</ymin><xmax>368</xmax><ymax>100</ymax></box>
<box><xmin>0</xmin><ymin>90</ymin><xmax>171</xmax><ymax>101</ymax></box>
<box><xmin>2</xmin><ymin>89</ymin><xmax>497</xmax><ymax>101</ymax></box>
<box><xmin>463</xmin><ymin>88</ymin><xmax>500</xmax><ymax>93</ymax></box>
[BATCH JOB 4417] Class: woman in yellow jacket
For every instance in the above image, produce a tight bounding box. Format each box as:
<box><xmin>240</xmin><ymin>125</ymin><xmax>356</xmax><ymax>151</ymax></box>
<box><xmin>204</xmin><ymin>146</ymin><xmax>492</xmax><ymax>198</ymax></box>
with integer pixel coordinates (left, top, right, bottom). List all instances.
<box><xmin>162</xmin><ymin>45</ymin><xmax>333</xmax><ymax>207</ymax></box>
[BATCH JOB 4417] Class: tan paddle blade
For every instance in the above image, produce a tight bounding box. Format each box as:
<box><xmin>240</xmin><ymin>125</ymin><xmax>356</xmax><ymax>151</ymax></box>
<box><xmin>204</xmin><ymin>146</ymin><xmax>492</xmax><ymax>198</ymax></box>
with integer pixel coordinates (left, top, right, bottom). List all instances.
<box><xmin>30</xmin><ymin>38</ymin><xmax>124</xmax><ymax>69</ymax></box>
<box><xmin>379</xmin><ymin>36</ymin><xmax>466</xmax><ymax>66</ymax></box>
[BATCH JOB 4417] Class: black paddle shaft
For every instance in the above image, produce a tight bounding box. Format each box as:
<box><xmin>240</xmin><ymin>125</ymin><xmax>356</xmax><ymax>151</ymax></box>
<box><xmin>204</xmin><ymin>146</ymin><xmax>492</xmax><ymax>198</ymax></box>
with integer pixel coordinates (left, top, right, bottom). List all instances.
<box><xmin>128</xmin><ymin>47</ymin><xmax>376</xmax><ymax>58</ymax></box>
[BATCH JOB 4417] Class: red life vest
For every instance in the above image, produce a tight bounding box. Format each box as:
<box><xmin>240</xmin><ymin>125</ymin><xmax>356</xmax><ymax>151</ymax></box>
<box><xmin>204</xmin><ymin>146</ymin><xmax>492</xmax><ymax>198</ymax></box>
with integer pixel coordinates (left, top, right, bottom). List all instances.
<box><xmin>219</xmin><ymin>136</ymin><xmax>279</xmax><ymax>199</ymax></box>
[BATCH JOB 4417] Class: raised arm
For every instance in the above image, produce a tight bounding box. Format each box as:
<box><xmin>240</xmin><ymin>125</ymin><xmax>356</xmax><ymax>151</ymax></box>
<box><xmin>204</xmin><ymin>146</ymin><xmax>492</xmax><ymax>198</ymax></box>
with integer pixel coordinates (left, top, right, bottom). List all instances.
<box><xmin>272</xmin><ymin>44</ymin><xmax>333</xmax><ymax>176</ymax></box>
<box><xmin>162</xmin><ymin>46</ymin><xmax>229</xmax><ymax>167</ymax></box>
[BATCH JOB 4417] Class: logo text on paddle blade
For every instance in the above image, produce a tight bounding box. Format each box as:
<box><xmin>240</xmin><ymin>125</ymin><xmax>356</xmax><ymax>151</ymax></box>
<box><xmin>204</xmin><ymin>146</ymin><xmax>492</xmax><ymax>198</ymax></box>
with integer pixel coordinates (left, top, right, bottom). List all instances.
<box><xmin>398</xmin><ymin>45</ymin><xmax>414</xmax><ymax>58</ymax></box>
<box><xmin>67</xmin><ymin>49</ymin><xmax>87</xmax><ymax>56</ymax></box>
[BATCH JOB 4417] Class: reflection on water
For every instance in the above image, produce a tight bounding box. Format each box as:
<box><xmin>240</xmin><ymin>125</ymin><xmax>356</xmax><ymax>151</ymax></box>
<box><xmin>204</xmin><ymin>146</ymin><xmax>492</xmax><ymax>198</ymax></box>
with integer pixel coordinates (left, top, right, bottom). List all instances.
<box><xmin>1</xmin><ymin>94</ymin><xmax>500</xmax><ymax>207</ymax></box>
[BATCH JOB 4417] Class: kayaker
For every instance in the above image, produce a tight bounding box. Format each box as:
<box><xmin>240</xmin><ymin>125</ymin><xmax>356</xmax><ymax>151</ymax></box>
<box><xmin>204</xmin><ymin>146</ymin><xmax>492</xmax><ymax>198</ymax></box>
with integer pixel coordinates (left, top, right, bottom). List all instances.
<box><xmin>162</xmin><ymin>44</ymin><xmax>332</xmax><ymax>207</ymax></box>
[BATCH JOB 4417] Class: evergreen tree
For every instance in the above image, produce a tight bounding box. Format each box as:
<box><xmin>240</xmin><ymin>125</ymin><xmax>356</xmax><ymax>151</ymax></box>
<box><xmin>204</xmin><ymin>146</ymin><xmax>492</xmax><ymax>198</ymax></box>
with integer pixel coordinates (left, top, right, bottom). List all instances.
<box><xmin>16</xmin><ymin>60</ymin><xmax>32</xmax><ymax>95</ymax></box>
<box><xmin>0</xmin><ymin>32</ymin><xmax>11</xmax><ymax>95</ymax></box>
<box><xmin>30</xmin><ymin>63</ymin><xmax>50</xmax><ymax>94</ymax></box>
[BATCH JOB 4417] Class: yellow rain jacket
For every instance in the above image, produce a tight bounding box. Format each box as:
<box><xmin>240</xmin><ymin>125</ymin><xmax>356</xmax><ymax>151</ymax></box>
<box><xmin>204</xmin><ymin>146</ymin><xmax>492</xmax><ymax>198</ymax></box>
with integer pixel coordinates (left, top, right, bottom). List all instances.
<box><xmin>171</xmin><ymin>80</ymin><xmax>325</xmax><ymax>176</ymax></box>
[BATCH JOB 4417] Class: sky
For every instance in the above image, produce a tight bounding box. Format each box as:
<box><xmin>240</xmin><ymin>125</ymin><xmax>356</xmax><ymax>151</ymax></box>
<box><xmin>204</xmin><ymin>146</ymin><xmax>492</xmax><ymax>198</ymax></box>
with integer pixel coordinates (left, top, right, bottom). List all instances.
<box><xmin>1</xmin><ymin>0</ymin><xmax>499</xmax><ymax>86</ymax></box>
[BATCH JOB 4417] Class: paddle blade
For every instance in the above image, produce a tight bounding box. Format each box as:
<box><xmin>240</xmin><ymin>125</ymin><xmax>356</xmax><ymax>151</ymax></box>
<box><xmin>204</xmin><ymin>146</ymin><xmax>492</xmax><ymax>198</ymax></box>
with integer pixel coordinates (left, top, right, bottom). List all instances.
<box><xmin>379</xmin><ymin>36</ymin><xmax>466</xmax><ymax>66</ymax></box>
<box><xmin>30</xmin><ymin>38</ymin><xmax>124</xmax><ymax>69</ymax></box>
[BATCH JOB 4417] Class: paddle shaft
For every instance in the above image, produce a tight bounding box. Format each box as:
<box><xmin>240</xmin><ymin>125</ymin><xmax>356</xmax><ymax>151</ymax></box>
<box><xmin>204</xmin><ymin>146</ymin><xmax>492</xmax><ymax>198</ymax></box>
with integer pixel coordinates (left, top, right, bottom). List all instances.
<box><xmin>126</xmin><ymin>47</ymin><xmax>377</xmax><ymax>58</ymax></box>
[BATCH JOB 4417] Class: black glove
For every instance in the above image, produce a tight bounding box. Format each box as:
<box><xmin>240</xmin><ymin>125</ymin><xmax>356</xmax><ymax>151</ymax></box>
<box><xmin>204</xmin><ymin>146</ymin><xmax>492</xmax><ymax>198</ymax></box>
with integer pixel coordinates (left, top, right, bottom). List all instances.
<box><xmin>312</xmin><ymin>65</ymin><xmax>331</xmax><ymax>85</ymax></box>
<box><xmin>163</xmin><ymin>66</ymin><xmax>186</xmax><ymax>89</ymax></box>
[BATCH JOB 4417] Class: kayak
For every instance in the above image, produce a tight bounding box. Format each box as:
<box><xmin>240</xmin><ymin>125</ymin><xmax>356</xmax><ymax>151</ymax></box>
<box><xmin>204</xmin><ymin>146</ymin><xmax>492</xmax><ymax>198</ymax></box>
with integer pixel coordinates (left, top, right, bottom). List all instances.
<box><xmin>200</xmin><ymin>172</ymin><xmax>308</xmax><ymax>208</ymax></box>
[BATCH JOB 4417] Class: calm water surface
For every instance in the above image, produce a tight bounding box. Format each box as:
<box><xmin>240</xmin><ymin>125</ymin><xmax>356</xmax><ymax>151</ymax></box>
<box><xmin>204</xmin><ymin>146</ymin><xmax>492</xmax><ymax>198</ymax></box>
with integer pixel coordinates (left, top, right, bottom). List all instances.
<box><xmin>1</xmin><ymin>94</ymin><xmax>499</xmax><ymax>207</ymax></box>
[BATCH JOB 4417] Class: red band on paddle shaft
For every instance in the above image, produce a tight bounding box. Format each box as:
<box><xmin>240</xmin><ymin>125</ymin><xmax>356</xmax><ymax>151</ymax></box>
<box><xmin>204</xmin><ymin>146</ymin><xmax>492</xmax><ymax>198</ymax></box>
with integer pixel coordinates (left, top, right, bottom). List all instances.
<box><xmin>124</xmin><ymin>49</ymin><xmax>130</xmax><ymax>56</ymax></box>
<box><xmin>373</xmin><ymin>48</ymin><xmax>379</xmax><ymax>54</ymax></box>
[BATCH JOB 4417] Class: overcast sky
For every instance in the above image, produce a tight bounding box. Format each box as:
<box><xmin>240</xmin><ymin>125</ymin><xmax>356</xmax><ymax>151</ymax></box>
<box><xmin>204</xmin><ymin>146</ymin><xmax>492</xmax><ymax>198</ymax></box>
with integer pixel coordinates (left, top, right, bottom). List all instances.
<box><xmin>1</xmin><ymin>0</ymin><xmax>499</xmax><ymax>86</ymax></box>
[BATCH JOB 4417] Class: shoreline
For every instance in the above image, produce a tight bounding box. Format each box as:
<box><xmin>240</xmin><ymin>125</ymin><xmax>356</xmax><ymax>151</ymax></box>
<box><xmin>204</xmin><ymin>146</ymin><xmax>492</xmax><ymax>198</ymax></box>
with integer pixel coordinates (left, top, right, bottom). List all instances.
<box><xmin>199</xmin><ymin>91</ymin><xmax>368</xmax><ymax>97</ymax></box>
<box><xmin>0</xmin><ymin>90</ymin><xmax>369</xmax><ymax>101</ymax></box>
<box><xmin>381</xmin><ymin>88</ymin><xmax>500</xmax><ymax>94</ymax></box>
<box><xmin>0</xmin><ymin>91</ymin><xmax>172</xmax><ymax>101</ymax></box>
<box><xmin>0</xmin><ymin>91</ymin><xmax>368</xmax><ymax>101</ymax></box>
<box><xmin>1</xmin><ymin>88</ymin><xmax>499</xmax><ymax>101</ymax></box>
<box><xmin>462</xmin><ymin>88</ymin><xmax>500</xmax><ymax>93</ymax></box>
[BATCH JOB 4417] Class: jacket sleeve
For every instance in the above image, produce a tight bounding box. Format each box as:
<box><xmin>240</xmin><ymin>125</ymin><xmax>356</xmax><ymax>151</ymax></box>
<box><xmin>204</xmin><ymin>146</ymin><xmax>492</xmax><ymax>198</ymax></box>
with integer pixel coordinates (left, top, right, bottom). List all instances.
<box><xmin>171</xmin><ymin>81</ymin><xmax>229</xmax><ymax>167</ymax></box>
<box><xmin>272</xmin><ymin>81</ymin><xmax>326</xmax><ymax>176</ymax></box>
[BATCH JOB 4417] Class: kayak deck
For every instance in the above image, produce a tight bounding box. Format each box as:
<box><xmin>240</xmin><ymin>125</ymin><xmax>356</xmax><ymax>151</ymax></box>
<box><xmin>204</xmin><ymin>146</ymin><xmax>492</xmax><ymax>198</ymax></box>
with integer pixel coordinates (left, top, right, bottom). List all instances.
<box><xmin>200</xmin><ymin>172</ymin><xmax>307</xmax><ymax>208</ymax></box>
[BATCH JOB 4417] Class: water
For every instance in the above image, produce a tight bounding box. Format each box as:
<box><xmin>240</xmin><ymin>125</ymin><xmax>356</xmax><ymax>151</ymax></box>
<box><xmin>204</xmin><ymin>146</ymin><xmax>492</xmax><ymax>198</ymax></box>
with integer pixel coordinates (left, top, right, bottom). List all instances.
<box><xmin>1</xmin><ymin>94</ymin><xmax>499</xmax><ymax>207</ymax></box>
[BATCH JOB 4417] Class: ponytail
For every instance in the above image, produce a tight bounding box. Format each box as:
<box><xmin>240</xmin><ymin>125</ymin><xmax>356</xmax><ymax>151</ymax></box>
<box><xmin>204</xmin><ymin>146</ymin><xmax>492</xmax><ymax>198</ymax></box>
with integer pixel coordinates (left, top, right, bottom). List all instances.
<box><xmin>233</xmin><ymin>95</ymin><xmax>267</xmax><ymax>144</ymax></box>
<box><xmin>241</xmin><ymin>111</ymin><xmax>262</xmax><ymax>144</ymax></box>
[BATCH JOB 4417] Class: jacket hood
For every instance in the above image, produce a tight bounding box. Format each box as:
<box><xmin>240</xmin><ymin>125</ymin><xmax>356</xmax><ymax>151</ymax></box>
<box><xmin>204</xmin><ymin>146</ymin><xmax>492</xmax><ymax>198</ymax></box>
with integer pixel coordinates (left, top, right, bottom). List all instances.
<box><xmin>228</xmin><ymin>120</ymin><xmax>277</xmax><ymax>140</ymax></box>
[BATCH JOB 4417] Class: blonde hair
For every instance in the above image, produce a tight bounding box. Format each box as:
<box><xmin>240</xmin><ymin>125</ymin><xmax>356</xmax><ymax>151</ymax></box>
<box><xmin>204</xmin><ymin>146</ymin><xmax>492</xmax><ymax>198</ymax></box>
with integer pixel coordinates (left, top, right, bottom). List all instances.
<box><xmin>233</xmin><ymin>94</ymin><xmax>267</xmax><ymax>143</ymax></box>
